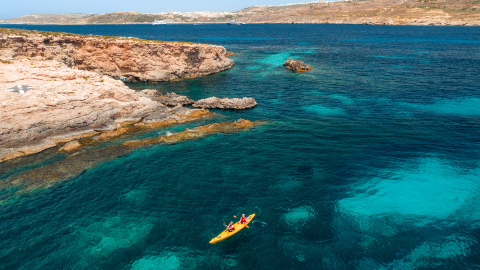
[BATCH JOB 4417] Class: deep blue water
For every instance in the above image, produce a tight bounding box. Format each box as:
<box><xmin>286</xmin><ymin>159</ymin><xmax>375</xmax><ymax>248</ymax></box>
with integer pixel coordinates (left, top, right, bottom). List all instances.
<box><xmin>1</xmin><ymin>24</ymin><xmax>480</xmax><ymax>269</ymax></box>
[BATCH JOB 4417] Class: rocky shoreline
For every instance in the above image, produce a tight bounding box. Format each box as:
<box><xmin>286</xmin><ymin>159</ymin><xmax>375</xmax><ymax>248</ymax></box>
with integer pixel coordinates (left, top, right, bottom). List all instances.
<box><xmin>0</xmin><ymin>59</ymin><xmax>205</xmax><ymax>162</ymax></box>
<box><xmin>0</xmin><ymin>56</ymin><xmax>256</xmax><ymax>163</ymax></box>
<box><xmin>0</xmin><ymin>28</ymin><xmax>234</xmax><ymax>83</ymax></box>
<box><xmin>0</xmin><ymin>29</ymin><xmax>259</xmax><ymax>163</ymax></box>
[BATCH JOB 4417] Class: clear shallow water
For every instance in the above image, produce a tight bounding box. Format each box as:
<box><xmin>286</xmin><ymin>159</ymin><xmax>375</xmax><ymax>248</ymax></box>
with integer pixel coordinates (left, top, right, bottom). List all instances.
<box><xmin>1</xmin><ymin>24</ymin><xmax>480</xmax><ymax>269</ymax></box>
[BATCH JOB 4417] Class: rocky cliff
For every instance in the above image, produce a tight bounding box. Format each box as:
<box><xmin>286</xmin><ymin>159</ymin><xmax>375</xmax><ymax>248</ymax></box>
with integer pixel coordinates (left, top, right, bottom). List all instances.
<box><xmin>0</xmin><ymin>28</ymin><xmax>234</xmax><ymax>82</ymax></box>
<box><xmin>0</xmin><ymin>59</ymin><xmax>213</xmax><ymax>162</ymax></box>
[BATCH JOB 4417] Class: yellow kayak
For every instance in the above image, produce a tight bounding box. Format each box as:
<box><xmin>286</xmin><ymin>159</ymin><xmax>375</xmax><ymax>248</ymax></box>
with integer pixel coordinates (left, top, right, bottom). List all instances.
<box><xmin>209</xmin><ymin>214</ymin><xmax>255</xmax><ymax>244</ymax></box>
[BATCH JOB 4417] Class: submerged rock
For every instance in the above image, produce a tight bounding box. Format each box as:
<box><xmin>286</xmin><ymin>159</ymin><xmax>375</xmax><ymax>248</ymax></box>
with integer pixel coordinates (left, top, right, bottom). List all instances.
<box><xmin>138</xmin><ymin>90</ymin><xmax>194</xmax><ymax>106</ymax></box>
<box><xmin>0</xmin><ymin>118</ymin><xmax>260</xmax><ymax>204</ymax></box>
<box><xmin>60</xmin><ymin>140</ymin><xmax>82</xmax><ymax>152</ymax></box>
<box><xmin>124</xmin><ymin>119</ymin><xmax>258</xmax><ymax>147</ymax></box>
<box><xmin>96</xmin><ymin>127</ymin><xmax>130</xmax><ymax>140</ymax></box>
<box><xmin>193</xmin><ymin>97</ymin><xmax>257</xmax><ymax>109</ymax></box>
<box><xmin>283</xmin><ymin>59</ymin><xmax>312</xmax><ymax>72</ymax></box>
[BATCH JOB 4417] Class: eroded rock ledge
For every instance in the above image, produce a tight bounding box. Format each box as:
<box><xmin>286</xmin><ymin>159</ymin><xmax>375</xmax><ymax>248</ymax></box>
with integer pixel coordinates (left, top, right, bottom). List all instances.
<box><xmin>193</xmin><ymin>97</ymin><xmax>257</xmax><ymax>109</ymax></box>
<box><xmin>138</xmin><ymin>90</ymin><xmax>194</xmax><ymax>106</ymax></box>
<box><xmin>124</xmin><ymin>119</ymin><xmax>257</xmax><ymax>147</ymax></box>
<box><xmin>0</xmin><ymin>28</ymin><xmax>234</xmax><ymax>82</ymax></box>
<box><xmin>0</xmin><ymin>59</ymin><xmax>212</xmax><ymax>163</ymax></box>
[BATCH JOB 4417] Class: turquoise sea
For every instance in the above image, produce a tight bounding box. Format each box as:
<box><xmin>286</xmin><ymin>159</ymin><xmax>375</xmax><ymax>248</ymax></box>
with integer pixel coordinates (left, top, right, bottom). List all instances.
<box><xmin>1</xmin><ymin>24</ymin><xmax>480</xmax><ymax>269</ymax></box>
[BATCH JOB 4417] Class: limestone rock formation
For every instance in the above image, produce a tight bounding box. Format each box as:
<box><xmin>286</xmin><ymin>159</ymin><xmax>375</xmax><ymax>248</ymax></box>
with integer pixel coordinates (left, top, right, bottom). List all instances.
<box><xmin>0</xmin><ymin>59</ymin><xmax>211</xmax><ymax>162</ymax></box>
<box><xmin>193</xmin><ymin>97</ymin><xmax>257</xmax><ymax>109</ymax></box>
<box><xmin>60</xmin><ymin>141</ymin><xmax>82</xmax><ymax>152</ymax></box>
<box><xmin>138</xmin><ymin>90</ymin><xmax>194</xmax><ymax>106</ymax></box>
<box><xmin>0</xmin><ymin>29</ymin><xmax>234</xmax><ymax>82</ymax></box>
<box><xmin>283</xmin><ymin>59</ymin><xmax>312</xmax><ymax>72</ymax></box>
<box><xmin>124</xmin><ymin>119</ymin><xmax>258</xmax><ymax>147</ymax></box>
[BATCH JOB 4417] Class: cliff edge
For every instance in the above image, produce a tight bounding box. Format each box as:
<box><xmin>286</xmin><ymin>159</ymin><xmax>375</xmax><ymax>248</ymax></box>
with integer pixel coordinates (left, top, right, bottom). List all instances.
<box><xmin>0</xmin><ymin>59</ymin><xmax>213</xmax><ymax>162</ymax></box>
<box><xmin>0</xmin><ymin>28</ymin><xmax>234</xmax><ymax>82</ymax></box>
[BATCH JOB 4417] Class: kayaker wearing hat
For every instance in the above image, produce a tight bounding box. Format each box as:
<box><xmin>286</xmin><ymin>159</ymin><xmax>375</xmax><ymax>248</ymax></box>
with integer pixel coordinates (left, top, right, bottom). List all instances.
<box><xmin>224</xmin><ymin>221</ymin><xmax>235</xmax><ymax>232</ymax></box>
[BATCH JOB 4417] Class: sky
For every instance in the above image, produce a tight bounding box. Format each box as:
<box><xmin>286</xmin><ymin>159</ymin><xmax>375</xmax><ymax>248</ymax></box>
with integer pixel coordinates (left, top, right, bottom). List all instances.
<box><xmin>0</xmin><ymin>0</ymin><xmax>336</xmax><ymax>20</ymax></box>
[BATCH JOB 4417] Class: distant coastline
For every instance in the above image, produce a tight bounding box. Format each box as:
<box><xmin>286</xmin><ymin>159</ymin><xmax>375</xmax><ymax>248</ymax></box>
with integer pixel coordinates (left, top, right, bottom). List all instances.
<box><xmin>1</xmin><ymin>0</ymin><xmax>479</xmax><ymax>27</ymax></box>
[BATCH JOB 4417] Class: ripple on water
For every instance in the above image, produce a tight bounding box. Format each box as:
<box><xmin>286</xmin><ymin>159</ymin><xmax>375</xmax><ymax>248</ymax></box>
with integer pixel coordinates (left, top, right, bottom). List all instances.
<box><xmin>296</xmin><ymin>41</ymin><xmax>311</xmax><ymax>46</ymax></box>
<box><xmin>392</xmin><ymin>65</ymin><xmax>411</xmax><ymax>69</ymax></box>
<box><xmin>123</xmin><ymin>189</ymin><xmax>147</xmax><ymax>204</ymax></box>
<box><xmin>283</xmin><ymin>206</ymin><xmax>315</xmax><ymax>228</ymax></box>
<box><xmin>200</xmin><ymin>37</ymin><xmax>274</xmax><ymax>41</ymax></box>
<box><xmin>131</xmin><ymin>254</ymin><xmax>181</xmax><ymax>270</ymax></box>
<box><xmin>386</xmin><ymin>235</ymin><xmax>474</xmax><ymax>269</ymax></box>
<box><xmin>243</xmin><ymin>64</ymin><xmax>263</xmax><ymax>70</ymax></box>
<box><xmin>279</xmin><ymin>236</ymin><xmax>309</xmax><ymax>262</ymax></box>
<box><xmin>256</xmin><ymin>51</ymin><xmax>299</xmax><ymax>67</ymax></box>
<box><xmin>303</xmin><ymin>105</ymin><xmax>346</xmax><ymax>116</ymax></box>
<box><xmin>275</xmin><ymin>181</ymin><xmax>302</xmax><ymax>193</ymax></box>
<box><xmin>131</xmin><ymin>247</ymin><xmax>210</xmax><ymax>270</ymax></box>
<box><xmin>368</xmin><ymin>55</ymin><xmax>417</xmax><ymax>60</ymax></box>
<box><xmin>338</xmin><ymin>156</ymin><xmax>480</xmax><ymax>221</ymax></box>
<box><xmin>344</xmin><ymin>37</ymin><xmax>480</xmax><ymax>44</ymax></box>
<box><xmin>76</xmin><ymin>216</ymin><xmax>154</xmax><ymax>261</ymax></box>
<box><xmin>250</xmin><ymin>51</ymin><xmax>305</xmax><ymax>80</ymax></box>
<box><xmin>329</xmin><ymin>94</ymin><xmax>354</xmax><ymax>105</ymax></box>
<box><xmin>399</xmin><ymin>98</ymin><xmax>480</xmax><ymax>116</ymax></box>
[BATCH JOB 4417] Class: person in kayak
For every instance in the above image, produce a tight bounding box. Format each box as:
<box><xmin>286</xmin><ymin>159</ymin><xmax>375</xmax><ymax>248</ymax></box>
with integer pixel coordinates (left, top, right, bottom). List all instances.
<box><xmin>224</xmin><ymin>221</ymin><xmax>235</xmax><ymax>232</ymax></box>
<box><xmin>239</xmin><ymin>214</ymin><xmax>247</xmax><ymax>224</ymax></box>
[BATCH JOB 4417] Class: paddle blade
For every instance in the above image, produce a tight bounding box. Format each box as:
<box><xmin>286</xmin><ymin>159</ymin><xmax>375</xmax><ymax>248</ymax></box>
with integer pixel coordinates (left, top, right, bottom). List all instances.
<box><xmin>233</xmin><ymin>215</ymin><xmax>237</xmax><ymax>219</ymax></box>
<box><xmin>246</xmin><ymin>226</ymin><xmax>249</xmax><ymax>228</ymax></box>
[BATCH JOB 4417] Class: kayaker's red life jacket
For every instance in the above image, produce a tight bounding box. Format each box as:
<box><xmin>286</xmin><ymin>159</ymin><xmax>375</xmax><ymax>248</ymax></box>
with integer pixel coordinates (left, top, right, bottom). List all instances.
<box><xmin>228</xmin><ymin>224</ymin><xmax>235</xmax><ymax>231</ymax></box>
<box><xmin>240</xmin><ymin>217</ymin><xmax>246</xmax><ymax>224</ymax></box>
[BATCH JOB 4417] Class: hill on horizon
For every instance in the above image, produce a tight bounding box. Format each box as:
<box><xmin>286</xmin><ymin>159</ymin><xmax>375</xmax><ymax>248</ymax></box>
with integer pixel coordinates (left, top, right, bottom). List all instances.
<box><xmin>1</xmin><ymin>0</ymin><xmax>479</xmax><ymax>26</ymax></box>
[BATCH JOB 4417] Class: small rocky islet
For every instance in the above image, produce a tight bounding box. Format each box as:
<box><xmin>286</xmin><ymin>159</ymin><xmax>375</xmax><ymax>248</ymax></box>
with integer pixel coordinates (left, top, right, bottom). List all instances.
<box><xmin>283</xmin><ymin>58</ymin><xmax>312</xmax><ymax>72</ymax></box>
<box><xmin>0</xmin><ymin>28</ymin><xmax>258</xmax><ymax>163</ymax></box>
